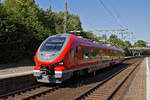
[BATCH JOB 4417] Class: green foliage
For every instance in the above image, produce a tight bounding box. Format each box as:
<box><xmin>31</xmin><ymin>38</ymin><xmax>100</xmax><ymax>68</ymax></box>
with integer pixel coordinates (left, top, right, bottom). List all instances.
<box><xmin>54</xmin><ymin>12</ymin><xmax>82</xmax><ymax>34</ymax></box>
<box><xmin>124</xmin><ymin>47</ymin><xmax>132</xmax><ymax>56</ymax></box>
<box><xmin>108</xmin><ymin>34</ymin><xmax>125</xmax><ymax>48</ymax></box>
<box><xmin>54</xmin><ymin>12</ymin><xmax>64</xmax><ymax>33</ymax></box>
<box><xmin>67</xmin><ymin>14</ymin><xmax>82</xmax><ymax>32</ymax></box>
<box><xmin>1</xmin><ymin>0</ymin><xmax>147</xmax><ymax>62</ymax></box>
<box><xmin>108</xmin><ymin>34</ymin><xmax>133</xmax><ymax>56</ymax></box>
<box><xmin>0</xmin><ymin>0</ymin><xmax>83</xmax><ymax>63</ymax></box>
<box><xmin>101</xmin><ymin>34</ymin><xmax>108</xmax><ymax>44</ymax></box>
<box><xmin>124</xmin><ymin>41</ymin><xmax>132</xmax><ymax>47</ymax></box>
<box><xmin>134</xmin><ymin>40</ymin><xmax>147</xmax><ymax>47</ymax></box>
<box><xmin>81</xmin><ymin>31</ymin><xmax>101</xmax><ymax>43</ymax></box>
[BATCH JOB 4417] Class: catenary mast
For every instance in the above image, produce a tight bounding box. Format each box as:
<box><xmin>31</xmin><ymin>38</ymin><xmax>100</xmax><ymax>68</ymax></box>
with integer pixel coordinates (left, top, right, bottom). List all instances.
<box><xmin>64</xmin><ymin>1</ymin><xmax>68</xmax><ymax>33</ymax></box>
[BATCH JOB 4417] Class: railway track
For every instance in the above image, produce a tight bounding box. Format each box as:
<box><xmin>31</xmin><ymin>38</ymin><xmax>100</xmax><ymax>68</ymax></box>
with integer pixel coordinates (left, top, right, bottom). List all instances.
<box><xmin>74</xmin><ymin>57</ymin><xmax>143</xmax><ymax>100</ymax></box>
<box><xmin>0</xmin><ymin>73</ymin><xmax>82</xmax><ymax>100</ymax></box>
<box><xmin>0</xmin><ymin>83</ymin><xmax>60</xmax><ymax>100</ymax></box>
<box><xmin>0</xmin><ymin>57</ymin><xmax>143</xmax><ymax>100</ymax></box>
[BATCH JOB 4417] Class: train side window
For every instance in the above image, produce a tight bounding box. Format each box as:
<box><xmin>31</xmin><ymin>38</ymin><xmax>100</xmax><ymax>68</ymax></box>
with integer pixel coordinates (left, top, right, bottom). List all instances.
<box><xmin>90</xmin><ymin>49</ymin><xmax>94</xmax><ymax>58</ymax></box>
<box><xmin>76</xmin><ymin>47</ymin><xmax>78</xmax><ymax>53</ymax></box>
<box><xmin>70</xmin><ymin>48</ymin><xmax>75</xmax><ymax>57</ymax></box>
<box><xmin>83</xmin><ymin>48</ymin><xmax>90</xmax><ymax>59</ymax></box>
<box><xmin>85</xmin><ymin>53</ymin><xmax>89</xmax><ymax>58</ymax></box>
<box><xmin>94</xmin><ymin>49</ymin><xmax>100</xmax><ymax>57</ymax></box>
<box><xmin>99</xmin><ymin>50</ymin><xmax>102</xmax><ymax>55</ymax></box>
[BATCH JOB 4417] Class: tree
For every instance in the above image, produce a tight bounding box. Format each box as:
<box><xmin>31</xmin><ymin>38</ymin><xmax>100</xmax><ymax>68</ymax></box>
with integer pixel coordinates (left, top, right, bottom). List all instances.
<box><xmin>67</xmin><ymin>14</ymin><xmax>82</xmax><ymax>33</ymax></box>
<box><xmin>80</xmin><ymin>31</ymin><xmax>101</xmax><ymax>43</ymax></box>
<box><xmin>109</xmin><ymin>34</ymin><xmax>117</xmax><ymax>39</ymax></box>
<box><xmin>38</xmin><ymin>7</ymin><xmax>56</xmax><ymax>34</ymax></box>
<box><xmin>123</xmin><ymin>41</ymin><xmax>132</xmax><ymax>56</ymax></box>
<box><xmin>0</xmin><ymin>0</ymin><xmax>84</xmax><ymax>63</ymax></box>
<box><xmin>108</xmin><ymin>35</ymin><xmax>134</xmax><ymax>56</ymax></box>
<box><xmin>134</xmin><ymin>40</ymin><xmax>147</xmax><ymax>47</ymax></box>
<box><xmin>108</xmin><ymin>34</ymin><xmax>125</xmax><ymax>48</ymax></box>
<box><xmin>124</xmin><ymin>47</ymin><xmax>132</xmax><ymax>56</ymax></box>
<box><xmin>101</xmin><ymin>34</ymin><xmax>108</xmax><ymax>44</ymax></box>
<box><xmin>53</xmin><ymin>12</ymin><xmax>63</xmax><ymax>33</ymax></box>
<box><xmin>0</xmin><ymin>0</ymin><xmax>52</xmax><ymax>62</ymax></box>
<box><xmin>54</xmin><ymin>12</ymin><xmax>82</xmax><ymax>34</ymax></box>
<box><xmin>124</xmin><ymin>41</ymin><xmax>132</xmax><ymax>47</ymax></box>
<box><xmin>0</xmin><ymin>3</ymin><xmax>7</xmax><ymax>39</ymax></box>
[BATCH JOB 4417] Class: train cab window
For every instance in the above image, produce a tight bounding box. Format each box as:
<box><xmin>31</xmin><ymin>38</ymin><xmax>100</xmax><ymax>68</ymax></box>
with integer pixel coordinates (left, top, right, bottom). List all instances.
<box><xmin>40</xmin><ymin>37</ymin><xmax>66</xmax><ymax>52</ymax></box>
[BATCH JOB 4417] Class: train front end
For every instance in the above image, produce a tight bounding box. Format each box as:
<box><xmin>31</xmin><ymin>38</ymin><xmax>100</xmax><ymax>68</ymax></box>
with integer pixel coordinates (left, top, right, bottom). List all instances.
<box><xmin>33</xmin><ymin>34</ymin><xmax>71</xmax><ymax>83</ymax></box>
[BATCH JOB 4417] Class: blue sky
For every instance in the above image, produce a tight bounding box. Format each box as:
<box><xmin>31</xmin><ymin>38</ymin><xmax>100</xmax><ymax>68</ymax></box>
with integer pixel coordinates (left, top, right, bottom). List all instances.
<box><xmin>35</xmin><ymin>0</ymin><xmax>150</xmax><ymax>44</ymax></box>
<box><xmin>2</xmin><ymin>0</ymin><xmax>150</xmax><ymax>44</ymax></box>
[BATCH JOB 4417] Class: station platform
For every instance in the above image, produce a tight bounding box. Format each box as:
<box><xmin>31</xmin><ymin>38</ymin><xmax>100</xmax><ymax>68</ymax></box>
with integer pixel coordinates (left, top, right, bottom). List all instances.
<box><xmin>0</xmin><ymin>65</ymin><xmax>34</xmax><ymax>79</ymax></box>
<box><xmin>123</xmin><ymin>57</ymin><xmax>147</xmax><ymax>100</ymax></box>
<box><xmin>0</xmin><ymin>64</ymin><xmax>36</xmax><ymax>95</ymax></box>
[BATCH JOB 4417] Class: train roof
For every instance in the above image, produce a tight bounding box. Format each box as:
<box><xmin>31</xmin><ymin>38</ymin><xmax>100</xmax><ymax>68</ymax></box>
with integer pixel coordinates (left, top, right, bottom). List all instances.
<box><xmin>53</xmin><ymin>33</ymin><xmax>123</xmax><ymax>52</ymax></box>
<box><xmin>70</xmin><ymin>34</ymin><xmax>123</xmax><ymax>52</ymax></box>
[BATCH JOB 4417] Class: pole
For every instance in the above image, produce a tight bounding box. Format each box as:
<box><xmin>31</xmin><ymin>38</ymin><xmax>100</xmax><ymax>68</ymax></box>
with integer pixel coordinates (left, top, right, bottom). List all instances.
<box><xmin>64</xmin><ymin>1</ymin><xmax>68</xmax><ymax>33</ymax></box>
<box><xmin>121</xmin><ymin>31</ymin><xmax>124</xmax><ymax>41</ymax></box>
<box><xmin>104</xmin><ymin>33</ymin><xmax>107</xmax><ymax>44</ymax></box>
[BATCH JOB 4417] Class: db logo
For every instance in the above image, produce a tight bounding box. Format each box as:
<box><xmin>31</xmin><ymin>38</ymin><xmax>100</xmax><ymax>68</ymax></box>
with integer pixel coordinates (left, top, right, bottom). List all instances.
<box><xmin>45</xmin><ymin>53</ymin><xmax>50</xmax><ymax>57</ymax></box>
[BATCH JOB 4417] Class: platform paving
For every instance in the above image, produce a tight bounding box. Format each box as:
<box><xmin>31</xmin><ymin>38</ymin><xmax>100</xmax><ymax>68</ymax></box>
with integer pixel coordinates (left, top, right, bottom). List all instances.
<box><xmin>0</xmin><ymin>65</ymin><xmax>36</xmax><ymax>95</ymax></box>
<box><xmin>0</xmin><ymin>65</ymin><xmax>34</xmax><ymax>79</ymax></box>
<box><xmin>123</xmin><ymin>58</ymin><xmax>146</xmax><ymax>100</ymax></box>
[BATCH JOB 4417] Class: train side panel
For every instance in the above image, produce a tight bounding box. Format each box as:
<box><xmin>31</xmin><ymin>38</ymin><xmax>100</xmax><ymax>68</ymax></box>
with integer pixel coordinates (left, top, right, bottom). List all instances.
<box><xmin>33</xmin><ymin>34</ymin><xmax>124</xmax><ymax>83</ymax></box>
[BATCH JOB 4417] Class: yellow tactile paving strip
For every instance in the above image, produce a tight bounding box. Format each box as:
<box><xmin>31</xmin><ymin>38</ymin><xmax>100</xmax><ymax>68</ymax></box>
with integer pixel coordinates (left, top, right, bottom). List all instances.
<box><xmin>123</xmin><ymin>58</ymin><xmax>146</xmax><ymax>100</ymax></box>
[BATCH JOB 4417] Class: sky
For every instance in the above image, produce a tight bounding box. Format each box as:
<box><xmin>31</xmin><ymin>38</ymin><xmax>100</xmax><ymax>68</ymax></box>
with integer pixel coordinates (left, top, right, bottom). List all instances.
<box><xmin>2</xmin><ymin>0</ymin><xmax>150</xmax><ymax>44</ymax></box>
<box><xmin>35</xmin><ymin>0</ymin><xmax>150</xmax><ymax>44</ymax></box>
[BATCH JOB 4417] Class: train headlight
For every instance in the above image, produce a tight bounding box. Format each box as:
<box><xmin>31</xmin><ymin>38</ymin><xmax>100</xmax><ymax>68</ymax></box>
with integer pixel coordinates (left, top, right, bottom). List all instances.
<box><xmin>53</xmin><ymin>60</ymin><xmax>64</xmax><ymax>66</ymax></box>
<box><xmin>58</xmin><ymin>61</ymin><xmax>64</xmax><ymax>65</ymax></box>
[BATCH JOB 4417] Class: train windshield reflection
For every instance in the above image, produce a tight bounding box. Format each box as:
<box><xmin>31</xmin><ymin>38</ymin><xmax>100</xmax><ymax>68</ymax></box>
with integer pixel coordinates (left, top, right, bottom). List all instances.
<box><xmin>40</xmin><ymin>37</ymin><xmax>66</xmax><ymax>52</ymax></box>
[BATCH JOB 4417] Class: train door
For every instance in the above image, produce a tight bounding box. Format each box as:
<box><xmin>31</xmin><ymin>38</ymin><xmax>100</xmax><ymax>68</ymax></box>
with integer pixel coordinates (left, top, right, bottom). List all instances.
<box><xmin>70</xmin><ymin>48</ymin><xmax>75</xmax><ymax>67</ymax></box>
<box><xmin>99</xmin><ymin>50</ymin><xmax>102</xmax><ymax>64</ymax></box>
<box><xmin>74</xmin><ymin>47</ymin><xmax>79</xmax><ymax>65</ymax></box>
<box><xmin>70</xmin><ymin>47</ymin><xmax>78</xmax><ymax>66</ymax></box>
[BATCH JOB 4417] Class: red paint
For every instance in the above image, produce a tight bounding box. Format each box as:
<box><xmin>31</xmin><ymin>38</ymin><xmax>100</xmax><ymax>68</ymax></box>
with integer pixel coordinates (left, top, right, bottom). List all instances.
<box><xmin>54</xmin><ymin>66</ymin><xmax>65</xmax><ymax>71</ymax></box>
<box><xmin>34</xmin><ymin>34</ymin><xmax>123</xmax><ymax>72</ymax></box>
<box><xmin>34</xmin><ymin>35</ymin><xmax>73</xmax><ymax>65</ymax></box>
<box><xmin>34</xmin><ymin>65</ymin><xmax>41</xmax><ymax>70</ymax></box>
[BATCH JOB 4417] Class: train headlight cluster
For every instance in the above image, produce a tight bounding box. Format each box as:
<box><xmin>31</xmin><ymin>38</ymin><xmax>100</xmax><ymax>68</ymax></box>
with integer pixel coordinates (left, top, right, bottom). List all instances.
<box><xmin>58</xmin><ymin>60</ymin><xmax>64</xmax><ymax>65</ymax></box>
<box><xmin>53</xmin><ymin>60</ymin><xmax>64</xmax><ymax>67</ymax></box>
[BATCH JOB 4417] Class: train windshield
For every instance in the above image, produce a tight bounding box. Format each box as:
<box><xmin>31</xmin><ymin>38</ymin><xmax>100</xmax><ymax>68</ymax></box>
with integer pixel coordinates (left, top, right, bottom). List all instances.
<box><xmin>40</xmin><ymin>37</ymin><xmax>66</xmax><ymax>52</ymax></box>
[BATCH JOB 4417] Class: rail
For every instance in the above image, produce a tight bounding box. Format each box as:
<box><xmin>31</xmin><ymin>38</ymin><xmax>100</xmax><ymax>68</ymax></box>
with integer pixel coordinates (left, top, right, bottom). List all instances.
<box><xmin>74</xmin><ymin>58</ymin><xmax>143</xmax><ymax>100</ymax></box>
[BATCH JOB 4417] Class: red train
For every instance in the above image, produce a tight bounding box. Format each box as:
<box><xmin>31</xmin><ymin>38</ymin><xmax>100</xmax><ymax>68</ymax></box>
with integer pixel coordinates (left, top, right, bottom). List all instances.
<box><xmin>34</xmin><ymin>34</ymin><xmax>124</xmax><ymax>83</ymax></box>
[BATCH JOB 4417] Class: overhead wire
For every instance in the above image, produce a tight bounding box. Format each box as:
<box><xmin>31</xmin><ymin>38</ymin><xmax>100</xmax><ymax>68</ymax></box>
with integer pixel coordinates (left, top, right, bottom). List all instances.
<box><xmin>67</xmin><ymin>1</ymin><xmax>118</xmax><ymax>31</ymax></box>
<box><xmin>97</xmin><ymin>0</ymin><xmax>126</xmax><ymax>28</ymax></box>
<box><xmin>107</xmin><ymin>0</ymin><xmax>128</xmax><ymax>28</ymax></box>
<box><xmin>62</xmin><ymin>0</ymin><xmax>99</xmax><ymax>31</ymax></box>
